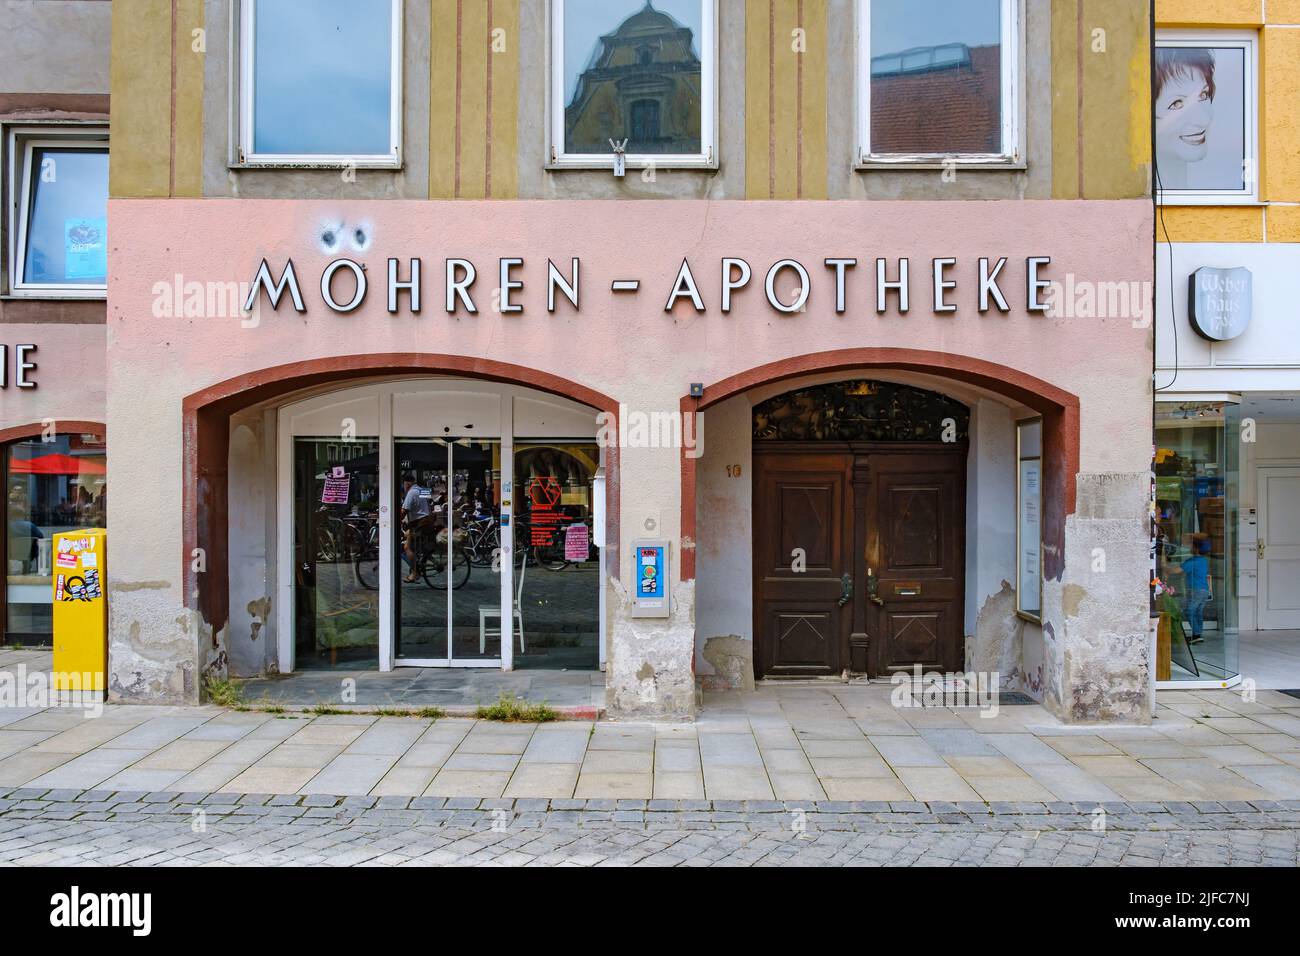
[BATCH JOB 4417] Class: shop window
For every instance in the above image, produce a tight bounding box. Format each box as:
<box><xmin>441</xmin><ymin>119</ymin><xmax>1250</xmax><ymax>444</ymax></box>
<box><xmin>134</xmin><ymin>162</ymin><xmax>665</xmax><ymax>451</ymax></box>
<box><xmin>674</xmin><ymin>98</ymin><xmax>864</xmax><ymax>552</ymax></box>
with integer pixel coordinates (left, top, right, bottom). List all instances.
<box><xmin>6</xmin><ymin>127</ymin><xmax>108</xmax><ymax>297</ymax></box>
<box><xmin>1016</xmin><ymin>418</ymin><xmax>1042</xmax><ymax>622</ymax></box>
<box><xmin>1154</xmin><ymin>31</ymin><xmax>1258</xmax><ymax>205</ymax></box>
<box><xmin>292</xmin><ymin>437</ymin><xmax>380</xmax><ymax>669</ymax></box>
<box><xmin>238</xmin><ymin>0</ymin><xmax>402</xmax><ymax>167</ymax></box>
<box><xmin>857</xmin><ymin>0</ymin><xmax>1019</xmax><ymax>166</ymax></box>
<box><xmin>513</xmin><ymin>441</ymin><xmax>600</xmax><ymax>670</ymax></box>
<box><xmin>1154</xmin><ymin>402</ymin><xmax>1240</xmax><ymax>683</ymax></box>
<box><xmin>551</xmin><ymin>0</ymin><xmax>716</xmax><ymax>169</ymax></box>
<box><xmin>4</xmin><ymin>434</ymin><xmax>107</xmax><ymax>641</ymax></box>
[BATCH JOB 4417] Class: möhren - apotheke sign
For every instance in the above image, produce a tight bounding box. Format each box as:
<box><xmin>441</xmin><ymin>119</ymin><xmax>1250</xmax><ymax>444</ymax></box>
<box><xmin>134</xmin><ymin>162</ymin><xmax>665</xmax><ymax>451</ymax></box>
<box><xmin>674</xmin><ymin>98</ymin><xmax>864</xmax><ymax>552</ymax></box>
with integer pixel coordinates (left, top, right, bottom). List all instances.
<box><xmin>244</xmin><ymin>255</ymin><xmax>1059</xmax><ymax>317</ymax></box>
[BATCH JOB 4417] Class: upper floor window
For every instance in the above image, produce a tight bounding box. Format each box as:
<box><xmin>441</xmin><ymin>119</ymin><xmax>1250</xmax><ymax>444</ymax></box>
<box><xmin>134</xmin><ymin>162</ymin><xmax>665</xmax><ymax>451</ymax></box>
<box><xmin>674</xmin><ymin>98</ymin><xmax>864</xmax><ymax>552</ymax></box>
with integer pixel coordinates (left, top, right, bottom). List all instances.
<box><xmin>6</xmin><ymin>125</ymin><xmax>108</xmax><ymax>298</ymax></box>
<box><xmin>857</xmin><ymin>0</ymin><xmax>1019</xmax><ymax>167</ymax></box>
<box><xmin>238</xmin><ymin>0</ymin><xmax>402</xmax><ymax>167</ymax></box>
<box><xmin>1155</xmin><ymin>31</ymin><xmax>1257</xmax><ymax>205</ymax></box>
<box><xmin>550</xmin><ymin>0</ymin><xmax>717</xmax><ymax>169</ymax></box>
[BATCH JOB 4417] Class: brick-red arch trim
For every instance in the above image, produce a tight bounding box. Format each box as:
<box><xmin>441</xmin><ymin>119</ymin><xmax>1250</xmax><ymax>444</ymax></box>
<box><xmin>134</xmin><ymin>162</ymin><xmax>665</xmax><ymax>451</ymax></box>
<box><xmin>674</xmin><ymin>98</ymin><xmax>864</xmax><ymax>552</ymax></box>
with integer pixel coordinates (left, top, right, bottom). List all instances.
<box><xmin>678</xmin><ymin>348</ymin><xmax>1079</xmax><ymax>582</ymax></box>
<box><xmin>182</xmin><ymin>354</ymin><xmax>618</xmax><ymax>639</ymax></box>
<box><xmin>0</xmin><ymin>420</ymin><xmax>105</xmax><ymax>445</ymax></box>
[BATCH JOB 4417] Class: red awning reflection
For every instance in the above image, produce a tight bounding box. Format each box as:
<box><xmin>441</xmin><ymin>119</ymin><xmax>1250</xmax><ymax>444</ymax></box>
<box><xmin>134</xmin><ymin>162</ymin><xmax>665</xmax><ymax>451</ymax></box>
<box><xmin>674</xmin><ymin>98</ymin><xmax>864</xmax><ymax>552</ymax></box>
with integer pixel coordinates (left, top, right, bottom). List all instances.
<box><xmin>8</xmin><ymin>454</ymin><xmax>107</xmax><ymax>476</ymax></box>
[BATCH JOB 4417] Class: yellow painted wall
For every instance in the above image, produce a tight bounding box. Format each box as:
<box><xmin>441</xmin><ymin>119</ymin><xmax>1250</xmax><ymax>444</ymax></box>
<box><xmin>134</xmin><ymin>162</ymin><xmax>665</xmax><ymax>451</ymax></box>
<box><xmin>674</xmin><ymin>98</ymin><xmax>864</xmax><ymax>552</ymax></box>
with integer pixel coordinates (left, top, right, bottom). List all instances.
<box><xmin>744</xmin><ymin>0</ymin><xmax>827</xmax><ymax>200</ymax></box>
<box><xmin>1156</xmin><ymin>206</ymin><xmax>1263</xmax><ymax>242</ymax></box>
<box><xmin>1157</xmin><ymin>1</ymin><xmax>1300</xmax><ymax>240</ymax></box>
<box><xmin>1262</xmin><ymin>26</ymin><xmax>1300</xmax><ymax>202</ymax></box>
<box><xmin>109</xmin><ymin>0</ymin><xmax>170</xmax><ymax>197</ymax></box>
<box><xmin>429</xmin><ymin>0</ymin><xmax>519</xmax><ymax>199</ymax></box>
<box><xmin>1052</xmin><ymin>0</ymin><xmax>1152</xmax><ymax>199</ymax></box>
<box><xmin>109</xmin><ymin>0</ymin><xmax>203</xmax><ymax>198</ymax></box>
<box><xmin>1156</xmin><ymin>0</ymin><xmax>1261</xmax><ymax>27</ymax></box>
<box><xmin>173</xmin><ymin>0</ymin><xmax>205</xmax><ymax>198</ymax></box>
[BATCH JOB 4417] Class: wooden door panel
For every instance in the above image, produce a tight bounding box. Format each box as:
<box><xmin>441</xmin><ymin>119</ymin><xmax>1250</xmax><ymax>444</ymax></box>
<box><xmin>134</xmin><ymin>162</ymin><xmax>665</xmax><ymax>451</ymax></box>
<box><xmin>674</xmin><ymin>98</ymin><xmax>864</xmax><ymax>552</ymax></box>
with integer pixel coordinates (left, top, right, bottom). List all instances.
<box><xmin>775</xmin><ymin>482</ymin><xmax>835</xmax><ymax>571</ymax></box>
<box><xmin>885</xmin><ymin>484</ymin><xmax>943</xmax><ymax>571</ymax></box>
<box><xmin>765</xmin><ymin>607</ymin><xmax>843</xmax><ymax>673</ymax></box>
<box><xmin>754</xmin><ymin>445</ymin><xmax>967</xmax><ymax>680</ymax></box>
<box><xmin>868</xmin><ymin>451</ymin><xmax>966</xmax><ymax>675</ymax></box>
<box><xmin>874</xmin><ymin>604</ymin><xmax>952</xmax><ymax>672</ymax></box>
<box><xmin>753</xmin><ymin>453</ymin><xmax>853</xmax><ymax>678</ymax></box>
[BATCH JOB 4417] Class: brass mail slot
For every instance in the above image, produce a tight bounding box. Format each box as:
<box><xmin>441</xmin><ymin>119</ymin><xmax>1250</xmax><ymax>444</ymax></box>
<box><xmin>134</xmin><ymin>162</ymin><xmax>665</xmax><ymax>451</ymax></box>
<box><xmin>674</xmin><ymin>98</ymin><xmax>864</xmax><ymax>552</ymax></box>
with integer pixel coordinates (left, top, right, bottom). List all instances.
<box><xmin>894</xmin><ymin>582</ymin><xmax>921</xmax><ymax>597</ymax></box>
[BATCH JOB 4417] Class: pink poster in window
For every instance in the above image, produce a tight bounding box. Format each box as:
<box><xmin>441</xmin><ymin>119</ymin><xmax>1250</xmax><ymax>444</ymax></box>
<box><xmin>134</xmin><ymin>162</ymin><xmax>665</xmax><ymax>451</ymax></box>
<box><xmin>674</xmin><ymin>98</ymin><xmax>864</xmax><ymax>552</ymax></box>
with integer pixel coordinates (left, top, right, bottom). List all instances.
<box><xmin>321</xmin><ymin>476</ymin><xmax>350</xmax><ymax>504</ymax></box>
<box><xmin>564</xmin><ymin>522</ymin><xmax>590</xmax><ymax>562</ymax></box>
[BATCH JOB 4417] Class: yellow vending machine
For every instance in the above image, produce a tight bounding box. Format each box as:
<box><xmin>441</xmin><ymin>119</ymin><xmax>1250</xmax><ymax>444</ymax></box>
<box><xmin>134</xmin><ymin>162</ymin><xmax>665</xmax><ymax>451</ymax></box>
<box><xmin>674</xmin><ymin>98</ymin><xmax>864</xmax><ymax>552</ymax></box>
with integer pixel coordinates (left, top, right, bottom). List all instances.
<box><xmin>51</xmin><ymin>528</ymin><xmax>108</xmax><ymax>698</ymax></box>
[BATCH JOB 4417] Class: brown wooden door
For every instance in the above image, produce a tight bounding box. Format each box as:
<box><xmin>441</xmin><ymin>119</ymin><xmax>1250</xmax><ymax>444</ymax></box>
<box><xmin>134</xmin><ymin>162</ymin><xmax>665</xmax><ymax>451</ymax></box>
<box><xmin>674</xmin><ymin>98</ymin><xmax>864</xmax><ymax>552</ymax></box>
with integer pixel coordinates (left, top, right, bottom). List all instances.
<box><xmin>866</xmin><ymin>450</ymin><xmax>967</xmax><ymax>675</ymax></box>
<box><xmin>752</xmin><ymin>452</ymin><xmax>854</xmax><ymax>677</ymax></box>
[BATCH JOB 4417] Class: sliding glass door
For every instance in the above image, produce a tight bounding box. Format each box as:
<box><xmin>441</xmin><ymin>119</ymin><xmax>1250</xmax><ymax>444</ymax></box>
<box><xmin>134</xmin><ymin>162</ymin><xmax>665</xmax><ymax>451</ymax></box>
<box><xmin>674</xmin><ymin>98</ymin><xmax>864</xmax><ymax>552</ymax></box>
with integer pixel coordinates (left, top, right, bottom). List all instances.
<box><xmin>393</xmin><ymin>438</ymin><xmax>502</xmax><ymax>665</ymax></box>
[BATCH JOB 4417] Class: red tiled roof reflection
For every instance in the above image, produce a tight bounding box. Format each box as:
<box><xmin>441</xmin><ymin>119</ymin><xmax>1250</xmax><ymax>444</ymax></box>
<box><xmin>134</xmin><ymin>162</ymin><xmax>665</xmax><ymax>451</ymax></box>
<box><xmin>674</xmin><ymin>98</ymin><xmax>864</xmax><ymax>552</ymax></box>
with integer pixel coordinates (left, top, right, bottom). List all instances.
<box><xmin>871</xmin><ymin>44</ymin><xmax>1001</xmax><ymax>155</ymax></box>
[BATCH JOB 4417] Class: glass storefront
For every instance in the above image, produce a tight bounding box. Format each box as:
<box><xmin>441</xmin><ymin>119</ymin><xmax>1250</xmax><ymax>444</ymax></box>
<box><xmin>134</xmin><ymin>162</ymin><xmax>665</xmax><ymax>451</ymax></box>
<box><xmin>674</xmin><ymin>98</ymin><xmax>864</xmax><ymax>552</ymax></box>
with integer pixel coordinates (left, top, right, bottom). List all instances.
<box><xmin>1154</xmin><ymin>401</ymin><xmax>1240</xmax><ymax>683</ymax></box>
<box><xmin>283</xmin><ymin>383</ymin><xmax>604</xmax><ymax>673</ymax></box>
<box><xmin>4</xmin><ymin>434</ymin><xmax>107</xmax><ymax>640</ymax></box>
<box><xmin>292</xmin><ymin>437</ymin><xmax>380</xmax><ymax>669</ymax></box>
<box><xmin>514</xmin><ymin>441</ymin><xmax>601</xmax><ymax>671</ymax></box>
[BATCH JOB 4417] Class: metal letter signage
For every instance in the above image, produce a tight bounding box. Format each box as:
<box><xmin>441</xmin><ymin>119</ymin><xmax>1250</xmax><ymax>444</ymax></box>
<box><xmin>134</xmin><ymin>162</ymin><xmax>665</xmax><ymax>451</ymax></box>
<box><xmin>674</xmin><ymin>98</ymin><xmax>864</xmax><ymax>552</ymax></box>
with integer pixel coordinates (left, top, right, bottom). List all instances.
<box><xmin>248</xmin><ymin>252</ymin><xmax>1069</xmax><ymax>318</ymax></box>
<box><xmin>1188</xmin><ymin>266</ymin><xmax>1252</xmax><ymax>341</ymax></box>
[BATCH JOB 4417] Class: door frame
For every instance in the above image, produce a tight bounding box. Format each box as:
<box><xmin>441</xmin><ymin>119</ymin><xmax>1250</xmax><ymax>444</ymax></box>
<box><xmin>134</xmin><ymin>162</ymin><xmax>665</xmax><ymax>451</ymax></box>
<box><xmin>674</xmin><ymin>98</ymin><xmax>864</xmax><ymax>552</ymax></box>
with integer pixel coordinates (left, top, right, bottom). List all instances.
<box><xmin>1257</xmin><ymin>463</ymin><xmax>1300</xmax><ymax>630</ymax></box>
<box><xmin>751</xmin><ymin>439</ymin><xmax>968</xmax><ymax>679</ymax></box>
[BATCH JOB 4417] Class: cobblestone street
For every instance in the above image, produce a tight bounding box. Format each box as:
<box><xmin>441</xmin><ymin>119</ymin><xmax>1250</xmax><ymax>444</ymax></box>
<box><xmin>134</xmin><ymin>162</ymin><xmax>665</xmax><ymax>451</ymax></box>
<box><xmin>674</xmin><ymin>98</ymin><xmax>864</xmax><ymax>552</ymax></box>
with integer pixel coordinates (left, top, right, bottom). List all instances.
<box><xmin>2</xmin><ymin>791</ymin><xmax>1298</xmax><ymax>866</ymax></box>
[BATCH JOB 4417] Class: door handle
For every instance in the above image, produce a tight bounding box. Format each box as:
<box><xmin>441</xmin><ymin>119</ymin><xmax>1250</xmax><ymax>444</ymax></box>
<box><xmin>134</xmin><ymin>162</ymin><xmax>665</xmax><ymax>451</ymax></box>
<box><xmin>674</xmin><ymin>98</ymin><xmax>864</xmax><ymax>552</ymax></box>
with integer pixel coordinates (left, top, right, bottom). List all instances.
<box><xmin>866</xmin><ymin>567</ymin><xmax>884</xmax><ymax>606</ymax></box>
<box><xmin>1257</xmin><ymin>540</ymin><xmax>1265</xmax><ymax>560</ymax></box>
<box><xmin>838</xmin><ymin>573</ymin><xmax>853</xmax><ymax>607</ymax></box>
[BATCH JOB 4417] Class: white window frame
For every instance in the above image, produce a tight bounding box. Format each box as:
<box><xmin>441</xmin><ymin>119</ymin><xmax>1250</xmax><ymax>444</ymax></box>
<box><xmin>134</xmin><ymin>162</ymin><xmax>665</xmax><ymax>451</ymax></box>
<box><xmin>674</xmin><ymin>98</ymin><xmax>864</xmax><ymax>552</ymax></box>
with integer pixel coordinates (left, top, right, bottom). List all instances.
<box><xmin>548</xmin><ymin>0</ymin><xmax>718</xmax><ymax>170</ymax></box>
<box><xmin>855</xmin><ymin>0</ymin><xmax>1021</xmax><ymax>168</ymax></box>
<box><xmin>1015</xmin><ymin>416</ymin><xmax>1042</xmax><ymax>624</ymax></box>
<box><xmin>6</xmin><ymin>124</ymin><xmax>109</xmax><ymax>299</ymax></box>
<box><xmin>235</xmin><ymin>0</ymin><xmax>403</xmax><ymax>169</ymax></box>
<box><xmin>1155</xmin><ymin>30</ymin><xmax>1258</xmax><ymax>206</ymax></box>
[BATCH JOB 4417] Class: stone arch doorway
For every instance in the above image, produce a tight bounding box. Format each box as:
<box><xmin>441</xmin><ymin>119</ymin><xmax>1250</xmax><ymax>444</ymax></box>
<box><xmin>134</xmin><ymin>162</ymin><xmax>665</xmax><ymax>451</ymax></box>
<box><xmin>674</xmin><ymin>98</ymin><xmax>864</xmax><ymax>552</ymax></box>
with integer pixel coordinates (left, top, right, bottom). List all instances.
<box><xmin>750</xmin><ymin>380</ymin><xmax>970</xmax><ymax>678</ymax></box>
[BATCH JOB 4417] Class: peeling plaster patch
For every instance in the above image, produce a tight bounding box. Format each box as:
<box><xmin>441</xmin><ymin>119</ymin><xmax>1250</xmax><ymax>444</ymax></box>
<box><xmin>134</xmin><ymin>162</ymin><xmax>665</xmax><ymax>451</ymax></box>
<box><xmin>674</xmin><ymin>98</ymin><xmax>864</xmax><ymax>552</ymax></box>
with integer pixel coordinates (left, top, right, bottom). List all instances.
<box><xmin>1041</xmin><ymin>544</ymin><xmax>1063</xmax><ymax>582</ymax></box>
<box><xmin>606</xmin><ymin>576</ymin><xmax>697</xmax><ymax>720</ymax></box>
<box><xmin>1040</xmin><ymin>620</ymin><xmax>1062</xmax><ymax>715</ymax></box>
<box><xmin>109</xmin><ymin>590</ymin><xmax>207</xmax><ymax>705</ymax></box>
<box><xmin>1062</xmin><ymin>583</ymin><xmax>1087</xmax><ymax>618</ymax></box>
<box><xmin>701</xmin><ymin>635</ymin><xmax>754</xmax><ymax>691</ymax></box>
<box><xmin>1064</xmin><ymin>630</ymin><xmax>1150</xmax><ymax>724</ymax></box>
<box><xmin>968</xmin><ymin>582</ymin><xmax>1022</xmax><ymax>690</ymax></box>
<box><xmin>247</xmin><ymin>596</ymin><xmax>271</xmax><ymax>641</ymax></box>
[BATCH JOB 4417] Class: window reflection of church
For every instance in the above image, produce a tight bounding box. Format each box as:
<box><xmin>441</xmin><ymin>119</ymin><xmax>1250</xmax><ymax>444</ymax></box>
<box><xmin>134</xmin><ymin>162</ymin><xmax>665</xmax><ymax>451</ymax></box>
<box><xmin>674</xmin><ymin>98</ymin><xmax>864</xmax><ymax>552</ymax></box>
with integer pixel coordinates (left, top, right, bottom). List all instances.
<box><xmin>565</xmin><ymin>1</ymin><xmax>702</xmax><ymax>155</ymax></box>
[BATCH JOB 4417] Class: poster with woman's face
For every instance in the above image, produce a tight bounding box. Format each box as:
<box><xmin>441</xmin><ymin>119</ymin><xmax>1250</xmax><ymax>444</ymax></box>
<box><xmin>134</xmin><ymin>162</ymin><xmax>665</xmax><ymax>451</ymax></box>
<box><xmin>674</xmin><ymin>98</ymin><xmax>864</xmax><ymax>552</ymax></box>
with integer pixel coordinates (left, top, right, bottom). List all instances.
<box><xmin>1154</xmin><ymin>44</ymin><xmax>1248</xmax><ymax>196</ymax></box>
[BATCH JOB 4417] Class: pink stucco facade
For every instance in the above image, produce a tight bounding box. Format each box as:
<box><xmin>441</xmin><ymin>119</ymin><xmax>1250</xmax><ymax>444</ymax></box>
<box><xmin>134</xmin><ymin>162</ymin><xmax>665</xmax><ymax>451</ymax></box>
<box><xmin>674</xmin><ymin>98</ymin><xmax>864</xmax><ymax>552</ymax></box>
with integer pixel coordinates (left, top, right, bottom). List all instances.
<box><xmin>99</xmin><ymin>198</ymin><xmax>1154</xmax><ymax>720</ymax></box>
